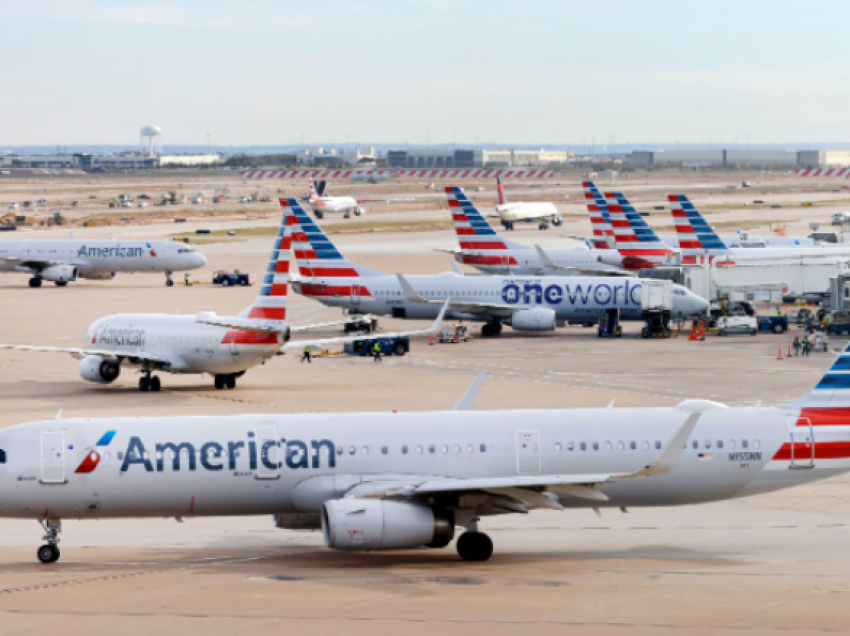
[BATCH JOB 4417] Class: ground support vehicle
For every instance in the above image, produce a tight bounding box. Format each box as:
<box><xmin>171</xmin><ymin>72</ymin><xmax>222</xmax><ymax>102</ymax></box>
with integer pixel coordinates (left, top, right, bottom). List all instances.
<box><xmin>716</xmin><ymin>316</ymin><xmax>758</xmax><ymax>336</ymax></box>
<box><xmin>757</xmin><ymin>316</ymin><xmax>789</xmax><ymax>333</ymax></box>
<box><xmin>344</xmin><ymin>337</ymin><xmax>410</xmax><ymax>357</ymax></box>
<box><xmin>212</xmin><ymin>270</ymin><xmax>254</xmax><ymax>287</ymax></box>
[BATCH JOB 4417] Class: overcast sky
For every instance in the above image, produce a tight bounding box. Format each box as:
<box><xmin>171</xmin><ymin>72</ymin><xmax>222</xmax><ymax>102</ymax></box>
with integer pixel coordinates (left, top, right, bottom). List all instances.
<box><xmin>1</xmin><ymin>0</ymin><xmax>848</xmax><ymax>147</ymax></box>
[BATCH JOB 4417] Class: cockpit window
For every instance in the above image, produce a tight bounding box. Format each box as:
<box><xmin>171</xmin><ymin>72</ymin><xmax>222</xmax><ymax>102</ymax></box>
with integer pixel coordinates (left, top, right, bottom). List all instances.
<box><xmin>0</xmin><ymin>449</ymin><xmax>6</xmax><ymax>463</ymax></box>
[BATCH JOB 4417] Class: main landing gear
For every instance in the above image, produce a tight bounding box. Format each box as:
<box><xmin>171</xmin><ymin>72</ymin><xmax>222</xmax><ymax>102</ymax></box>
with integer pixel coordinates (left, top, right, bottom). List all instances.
<box><xmin>28</xmin><ymin>277</ymin><xmax>42</xmax><ymax>288</ymax></box>
<box><xmin>165</xmin><ymin>271</ymin><xmax>174</xmax><ymax>287</ymax></box>
<box><xmin>37</xmin><ymin>519</ymin><xmax>61</xmax><ymax>564</ymax></box>
<box><xmin>456</xmin><ymin>531</ymin><xmax>493</xmax><ymax>562</ymax></box>
<box><xmin>214</xmin><ymin>374</ymin><xmax>237</xmax><ymax>390</ymax></box>
<box><xmin>480</xmin><ymin>321</ymin><xmax>503</xmax><ymax>337</ymax></box>
<box><xmin>139</xmin><ymin>374</ymin><xmax>161</xmax><ymax>392</ymax></box>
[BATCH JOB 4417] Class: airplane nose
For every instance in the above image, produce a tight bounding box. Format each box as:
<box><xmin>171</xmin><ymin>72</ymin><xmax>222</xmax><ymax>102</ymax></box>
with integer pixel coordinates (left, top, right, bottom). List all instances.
<box><xmin>693</xmin><ymin>294</ymin><xmax>709</xmax><ymax>314</ymax></box>
<box><xmin>194</xmin><ymin>253</ymin><xmax>207</xmax><ymax>268</ymax></box>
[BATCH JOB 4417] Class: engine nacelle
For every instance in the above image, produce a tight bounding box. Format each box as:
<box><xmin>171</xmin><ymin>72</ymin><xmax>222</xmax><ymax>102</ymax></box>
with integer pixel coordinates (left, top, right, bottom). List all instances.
<box><xmin>596</xmin><ymin>253</ymin><xmax>625</xmax><ymax>268</ymax></box>
<box><xmin>322</xmin><ymin>499</ymin><xmax>454</xmax><ymax>551</ymax></box>
<box><xmin>78</xmin><ymin>270</ymin><xmax>116</xmax><ymax>281</ymax></box>
<box><xmin>354</xmin><ymin>207</ymin><xmax>365</xmax><ymax>216</ymax></box>
<box><xmin>40</xmin><ymin>264</ymin><xmax>77</xmax><ymax>282</ymax></box>
<box><xmin>510</xmin><ymin>307</ymin><xmax>557</xmax><ymax>331</ymax></box>
<box><xmin>79</xmin><ymin>356</ymin><xmax>121</xmax><ymax>384</ymax></box>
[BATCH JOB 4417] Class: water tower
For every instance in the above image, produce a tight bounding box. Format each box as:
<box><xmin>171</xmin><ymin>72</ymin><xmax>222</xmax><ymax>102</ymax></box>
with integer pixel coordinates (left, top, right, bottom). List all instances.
<box><xmin>140</xmin><ymin>125</ymin><xmax>162</xmax><ymax>157</ymax></box>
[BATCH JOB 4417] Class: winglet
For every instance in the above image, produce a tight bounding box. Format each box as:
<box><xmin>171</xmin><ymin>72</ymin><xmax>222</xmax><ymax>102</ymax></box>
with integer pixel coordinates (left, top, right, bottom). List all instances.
<box><xmin>626</xmin><ymin>413</ymin><xmax>701</xmax><ymax>478</ymax></box>
<box><xmin>397</xmin><ymin>273</ymin><xmax>426</xmax><ymax>303</ymax></box>
<box><xmin>429</xmin><ymin>299</ymin><xmax>450</xmax><ymax>333</ymax></box>
<box><xmin>535</xmin><ymin>244</ymin><xmax>560</xmax><ymax>271</ymax></box>
<box><xmin>453</xmin><ymin>373</ymin><xmax>487</xmax><ymax>411</ymax></box>
<box><xmin>449</xmin><ymin>259</ymin><xmax>465</xmax><ymax>276</ymax></box>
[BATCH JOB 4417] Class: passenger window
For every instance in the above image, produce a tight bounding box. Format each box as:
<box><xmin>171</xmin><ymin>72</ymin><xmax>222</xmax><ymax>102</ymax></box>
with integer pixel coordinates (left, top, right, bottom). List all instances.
<box><xmin>592</xmin><ymin>442</ymin><xmax>599</xmax><ymax>451</ymax></box>
<box><xmin>0</xmin><ymin>449</ymin><xmax>5</xmax><ymax>463</ymax></box>
<box><xmin>348</xmin><ymin>446</ymin><xmax>356</xmax><ymax>455</ymax></box>
<box><xmin>692</xmin><ymin>440</ymin><xmax>698</xmax><ymax>450</ymax></box>
<box><xmin>554</xmin><ymin>443</ymin><xmax>562</xmax><ymax>452</ymax></box>
<box><xmin>655</xmin><ymin>441</ymin><xmax>662</xmax><ymax>450</ymax></box>
<box><xmin>441</xmin><ymin>445</ymin><xmax>448</xmax><ymax>454</ymax></box>
<box><xmin>416</xmin><ymin>445</ymin><xmax>423</xmax><ymax>454</ymax></box>
<box><xmin>705</xmin><ymin>440</ymin><xmax>711</xmax><ymax>449</ymax></box>
<box><xmin>580</xmin><ymin>442</ymin><xmax>587</xmax><ymax>451</ymax></box>
<box><xmin>381</xmin><ymin>446</ymin><xmax>388</xmax><ymax>455</ymax></box>
<box><xmin>605</xmin><ymin>441</ymin><xmax>612</xmax><ymax>451</ymax></box>
<box><xmin>630</xmin><ymin>441</ymin><xmax>636</xmax><ymax>450</ymax></box>
<box><xmin>742</xmin><ymin>440</ymin><xmax>749</xmax><ymax>449</ymax></box>
<box><xmin>117</xmin><ymin>452</ymin><xmax>124</xmax><ymax>460</ymax></box>
<box><xmin>402</xmin><ymin>445</ymin><xmax>409</xmax><ymax>454</ymax></box>
<box><xmin>754</xmin><ymin>440</ymin><xmax>760</xmax><ymax>449</ymax></box>
<box><xmin>453</xmin><ymin>445</ymin><xmax>461</xmax><ymax>454</ymax></box>
<box><xmin>336</xmin><ymin>446</ymin><xmax>343</xmax><ymax>456</ymax></box>
<box><xmin>717</xmin><ymin>440</ymin><xmax>724</xmax><ymax>449</ymax></box>
<box><xmin>429</xmin><ymin>445</ymin><xmax>435</xmax><ymax>454</ymax></box>
<box><xmin>642</xmin><ymin>442</ymin><xmax>649</xmax><ymax>450</ymax></box>
<box><xmin>480</xmin><ymin>444</ymin><xmax>486</xmax><ymax>453</ymax></box>
<box><xmin>729</xmin><ymin>440</ymin><xmax>737</xmax><ymax>449</ymax></box>
<box><xmin>617</xmin><ymin>441</ymin><xmax>624</xmax><ymax>450</ymax></box>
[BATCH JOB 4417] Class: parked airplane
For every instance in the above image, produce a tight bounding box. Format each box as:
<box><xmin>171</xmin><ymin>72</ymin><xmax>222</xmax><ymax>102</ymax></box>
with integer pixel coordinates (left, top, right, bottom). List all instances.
<box><xmin>0</xmin><ymin>202</ymin><xmax>446</xmax><ymax>391</ymax></box>
<box><xmin>0</xmin><ymin>239</ymin><xmax>206</xmax><ymax>287</ymax></box>
<box><xmin>288</xmin><ymin>199</ymin><xmax>707</xmax><ymax>337</ymax></box>
<box><xmin>444</xmin><ymin>186</ymin><xmax>626</xmax><ymax>277</ymax></box>
<box><xmin>493</xmin><ymin>178</ymin><xmax>561</xmax><ymax>230</ymax></box>
<box><xmin>306</xmin><ymin>178</ymin><xmax>364</xmax><ymax>219</ymax></box>
<box><xmin>4</xmin><ymin>349</ymin><xmax>848</xmax><ymax>564</ymax></box>
<box><xmin>350</xmin><ymin>167</ymin><xmax>402</xmax><ymax>184</ymax></box>
<box><xmin>669</xmin><ymin>195</ymin><xmax>850</xmax><ymax>264</ymax></box>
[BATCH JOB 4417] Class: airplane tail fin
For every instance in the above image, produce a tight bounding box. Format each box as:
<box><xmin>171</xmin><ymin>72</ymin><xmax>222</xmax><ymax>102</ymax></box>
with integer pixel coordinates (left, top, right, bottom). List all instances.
<box><xmin>238</xmin><ymin>201</ymin><xmax>293</xmax><ymax>323</ymax></box>
<box><xmin>668</xmin><ymin>195</ymin><xmax>729</xmax><ymax>259</ymax></box>
<box><xmin>316</xmin><ymin>180</ymin><xmax>327</xmax><ymax>197</ymax></box>
<box><xmin>786</xmin><ymin>340</ymin><xmax>850</xmax><ymax>413</ymax></box>
<box><xmin>445</xmin><ymin>186</ymin><xmax>524</xmax><ymax>267</ymax></box>
<box><xmin>582</xmin><ymin>181</ymin><xmax>613</xmax><ymax>249</ymax></box>
<box><xmin>496</xmin><ymin>177</ymin><xmax>507</xmax><ymax>205</ymax></box>
<box><xmin>308</xmin><ymin>177</ymin><xmax>317</xmax><ymax>200</ymax></box>
<box><xmin>287</xmin><ymin>198</ymin><xmax>382</xmax><ymax>279</ymax></box>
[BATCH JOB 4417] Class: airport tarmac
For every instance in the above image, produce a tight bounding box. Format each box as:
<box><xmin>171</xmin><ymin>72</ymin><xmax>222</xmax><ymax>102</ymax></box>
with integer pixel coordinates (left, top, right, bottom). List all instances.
<box><xmin>0</xmin><ymin>220</ymin><xmax>849</xmax><ymax>635</ymax></box>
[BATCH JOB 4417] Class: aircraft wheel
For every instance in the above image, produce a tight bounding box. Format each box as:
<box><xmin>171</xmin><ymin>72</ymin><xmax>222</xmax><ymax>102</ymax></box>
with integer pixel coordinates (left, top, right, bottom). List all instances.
<box><xmin>214</xmin><ymin>375</ymin><xmax>225</xmax><ymax>390</ymax></box>
<box><xmin>37</xmin><ymin>544</ymin><xmax>60</xmax><ymax>564</ymax></box>
<box><xmin>29</xmin><ymin>277</ymin><xmax>42</xmax><ymax>288</ymax></box>
<box><xmin>225</xmin><ymin>375</ymin><xmax>236</xmax><ymax>389</ymax></box>
<box><xmin>641</xmin><ymin>327</ymin><xmax>650</xmax><ymax>339</ymax></box>
<box><xmin>55</xmin><ymin>281</ymin><xmax>68</xmax><ymax>287</ymax></box>
<box><xmin>553</xmin><ymin>216</ymin><xmax>563</xmax><ymax>226</ymax></box>
<box><xmin>150</xmin><ymin>376</ymin><xmax>161</xmax><ymax>392</ymax></box>
<box><xmin>139</xmin><ymin>376</ymin><xmax>151</xmax><ymax>392</ymax></box>
<box><xmin>393</xmin><ymin>341</ymin><xmax>407</xmax><ymax>356</ymax></box>
<box><xmin>456</xmin><ymin>532</ymin><xmax>493</xmax><ymax>562</ymax></box>
<box><xmin>481</xmin><ymin>323</ymin><xmax>496</xmax><ymax>337</ymax></box>
<box><xmin>166</xmin><ymin>279</ymin><xmax>174</xmax><ymax>287</ymax></box>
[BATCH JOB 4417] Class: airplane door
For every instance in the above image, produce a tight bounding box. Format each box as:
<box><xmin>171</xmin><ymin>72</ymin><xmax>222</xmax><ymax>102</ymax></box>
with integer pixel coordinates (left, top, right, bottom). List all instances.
<box><xmin>41</xmin><ymin>431</ymin><xmax>66</xmax><ymax>484</ymax></box>
<box><xmin>351</xmin><ymin>284</ymin><xmax>361</xmax><ymax>306</ymax></box>
<box><xmin>226</xmin><ymin>330</ymin><xmax>239</xmax><ymax>360</ymax></box>
<box><xmin>788</xmin><ymin>417</ymin><xmax>815</xmax><ymax>469</ymax></box>
<box><xmin>255</xmin><ymin>426</ymin><xmax>280</xmax><ymax>480</ymax></box>
<box><xmin>515</xmin><ymin>430</ymin><xmax>541</xmax><ymax>475</ymax></box>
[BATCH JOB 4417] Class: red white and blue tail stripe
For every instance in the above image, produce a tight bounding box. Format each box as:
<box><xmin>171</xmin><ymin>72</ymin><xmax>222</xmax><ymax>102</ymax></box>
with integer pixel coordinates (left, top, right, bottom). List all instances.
<box><xmin>287</xmin><ymin>198</ymin><xmax>380</xmax><ymax>279</ymax></box>
<box><xmin>239</xmin><ymin>201</ymin><xmax>293</xmax><ymax>322</ymax></box>
<box><xmin>669</xmin><ymin>195</ymin><xmax>729</xmax><ymax>262</ymax></box>
<box><xmin>583</xmin><ymin>181</ymin><xmax>613</xmax><ymax>249</ymax></box>
<box><xmin>447</xmin><ymin>186</ymin><xmax>523</xmax><ymax>267</ymax></box>
<box><xmin>496</xmin><ymin>178</ymin><xmax>507</xmax><ymax>205</ymax></box>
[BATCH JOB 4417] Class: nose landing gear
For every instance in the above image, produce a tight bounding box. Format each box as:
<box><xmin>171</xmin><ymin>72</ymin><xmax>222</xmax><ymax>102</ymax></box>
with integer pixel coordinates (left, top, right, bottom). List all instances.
<box><xmin>165</xmin><ymin>271</ymin><xmax>174</xmax><ymax>287</ymax></box>
<box><xmin>139</xmin><ymin>373</ymin><xmax>161</xmax><ymax>392</ymax></box>
<box><xmin>37</xmin><ymin>519</ymin><xmax>61</xmax><ymax>564</ymax></box>
<box><xmin>214</xmin><ymin>374</ymin><xmax>237</xmax><ymax>389</ymax></box>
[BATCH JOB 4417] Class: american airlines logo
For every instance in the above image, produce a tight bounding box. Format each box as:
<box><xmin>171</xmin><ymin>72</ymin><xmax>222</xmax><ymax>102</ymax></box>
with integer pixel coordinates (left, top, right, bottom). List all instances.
<box><xmin>119</xmin><ymin>434</ymin><xmax>336</xmax><ymax>473</ymax></box>
<box><xmin>75</xmin><ymin>430</ymin><xmax>116</xmax><ymax>474</ymax></box>
<box><xmin>76</xmin><ymin>246</ymin><xmax>149</xmax><ymax>258</ymax></box>
<box><xmin>501</xmin><ymin>280</ymin><xmax>642</xmax><ymax>306</ymax></box>
<box><xmin>96</xmin><ymin>327</ymin><xmax>146</xmax><ymax>347</ymax></box>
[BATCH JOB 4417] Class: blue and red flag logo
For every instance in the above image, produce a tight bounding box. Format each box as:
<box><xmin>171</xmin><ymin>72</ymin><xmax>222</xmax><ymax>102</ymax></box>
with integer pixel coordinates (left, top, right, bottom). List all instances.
<box><xmin>75</xmin><ymin>430</ymin><xmax>116</xmax><ymax>474</ymax></box>
<box><xmin>146</xmin><ymin>242</ymin><xmax>157</xmax><ymax>257</ymax></box>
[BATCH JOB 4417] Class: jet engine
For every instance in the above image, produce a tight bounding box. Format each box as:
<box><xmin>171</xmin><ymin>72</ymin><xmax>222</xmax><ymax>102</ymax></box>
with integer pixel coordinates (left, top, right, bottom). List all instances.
<box><xmin>321</xmin><ymin>499</ymin><xmax>454</xmax><ymax>550</ymax></box>
<box><xmin>78</xmin><ymin>271</ymin><xmax>116</xmax><ymax>281</ymax></box>
<box><xmin>354</xmin><ymin>207</ymin><xmax>365</xmax><ymax>216</ymax></box>
<box><xmin>510</xmin><ymin>307</ymin><xmax>557</xmax><ymax>331</ymax></box>
<box><xmin>79</xmin><ymin>356</ymin><xmax>121</xmax><ymax>384</ymax></box>
<box><xmin>40</xmin><ymin>264</ymin><xmax>77</xmax><ymax>282</ymax></box>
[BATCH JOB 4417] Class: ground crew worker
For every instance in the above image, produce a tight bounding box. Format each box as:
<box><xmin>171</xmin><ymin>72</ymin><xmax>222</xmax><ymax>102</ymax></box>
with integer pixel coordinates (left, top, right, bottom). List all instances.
<box><xmin>301</xmin><ymin>345</ymin><xmax>311</xmax><ymax>364</ymax></box>
<box><xmin>372</xmin><ymin>340</ymin><xmax>382</xmax><ymax>362</ymax></box>
<box><xmin>793</xmin><ymin>336</ymin><xmax>801</xmax><ymax>357</ymax></box>
<box><xmin>775</xmin><ymin>308</ymin><xmax>782</xmax><ymax>317</ymax></box>
<box><xmin>184</xmin><ymin>272</ymin><xmax>190</xmax><ymax>286</ymax></box>
<box><xmin>802</xmin><ymin>336</ymin><xmax>810</xmax><ymax>357</ymax></box>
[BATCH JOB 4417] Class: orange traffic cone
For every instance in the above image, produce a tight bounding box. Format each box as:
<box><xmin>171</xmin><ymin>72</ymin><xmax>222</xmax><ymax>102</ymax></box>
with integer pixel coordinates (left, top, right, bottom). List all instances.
<box><xmin>778</xmin><ymin>346</ymin><xmax>783</xmax><ymax>360</ymax></box>
<box><xmin>788</xmin><ymin>342</ymin><xmax>792</xmax><ymax>357</ymax></box>
<box><xmin>430</xmin><ymin>332</ymin><xmax>434</xmax><ymax>346</ymax></box>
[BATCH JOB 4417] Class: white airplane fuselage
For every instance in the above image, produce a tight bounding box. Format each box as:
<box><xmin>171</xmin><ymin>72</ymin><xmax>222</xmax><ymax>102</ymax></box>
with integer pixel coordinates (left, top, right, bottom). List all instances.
<box><xmin>496</xmin><ymin>201</ymin><xmax>559</xmax><ymax>223</ymax></box>
<box><xmin>0</xmin><ymin>405</ymin><xmax>838</xmax><ymax>520</ymax></box>
<box><xmin>309</xmin><ymin>196</ymin><xmax>361</xmax><ymax>214</ymax></box>
<box><xmin>0</xmin><ymin>239</ymin><xmax>205</xmax><ymax>280</ymax></box>
<box><xmin>293</xmin><ymin>273</ymin><xmax>708</xmax><ymax>324</ymax></box>
<box><xmin>82</xmin><ymin>314</ymin><xmax>285</xmax><ymax>377</ymax></box>
<box><xmin>454</xmin><ymin>246</ymin><xmax>622</xmax><ymax>276</ymax></box>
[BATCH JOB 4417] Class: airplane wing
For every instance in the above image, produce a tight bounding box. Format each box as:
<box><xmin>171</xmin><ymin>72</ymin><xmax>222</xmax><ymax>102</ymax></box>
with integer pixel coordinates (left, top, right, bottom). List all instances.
<box><xmin>0</xmin><ymin>344</ymin><xmax>172</xmax><ymax>364</ymax></box>
<box><xmin>344</xmin><ymin>413</ymin><xmax>701</xmax><ymax>510</ymax></box>
<box><xmin>282</xmin><ymin>300</ymin><xmax>448</xmax><ymax>350</ymax></box>
<box><xmin>0</xmin><ymin>256</ymin><xmax>65</xmax><ymax>269</ymax></box>
<box><xmin>534</xmin><ymin>245</ymin><xmax>633</xmax><ymax>277</ymax></box>
<box><xmin>396</xmin><ymin>274</ymin><xmax>528</xmax><ymax>315</ymax></box>
<box><xmin>196</xmin><ymin>315</ymin><xmax>376</xmax><ymax>334</ymax></box>
<box><xmin>289</xmin><ymin>316</ymin><xmax>376</xmax><ymax>333</ymax></box>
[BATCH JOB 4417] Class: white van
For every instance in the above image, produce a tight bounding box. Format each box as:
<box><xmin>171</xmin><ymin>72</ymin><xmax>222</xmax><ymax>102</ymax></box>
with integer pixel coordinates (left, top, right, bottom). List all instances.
<box><xmin>716</xmin><ymin>316</ymin><xmax>758</xmax><ymax>336</ymax></box>
<box><xmin>832</xmin><ymin>211</ymin><xmax>850</xmax><ymax>226</ymax></box>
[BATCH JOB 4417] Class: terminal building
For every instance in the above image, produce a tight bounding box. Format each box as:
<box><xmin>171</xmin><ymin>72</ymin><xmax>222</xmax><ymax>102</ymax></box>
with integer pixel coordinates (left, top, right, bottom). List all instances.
<box><xmin>386</xmin><ymin>148</ymin><xmax>574</xmax><ymax>168</ymax></box>
<box><xmin>0</xmin><ymin>153</ymin><xmax>221</xmax><ymax>171</ymax></box>
<box><xmin>630</xmin><ymin>149</ymin><xmax>850</xmax><ymax>168</ymax></box>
